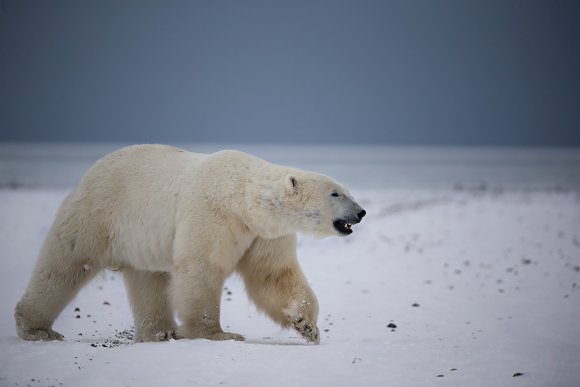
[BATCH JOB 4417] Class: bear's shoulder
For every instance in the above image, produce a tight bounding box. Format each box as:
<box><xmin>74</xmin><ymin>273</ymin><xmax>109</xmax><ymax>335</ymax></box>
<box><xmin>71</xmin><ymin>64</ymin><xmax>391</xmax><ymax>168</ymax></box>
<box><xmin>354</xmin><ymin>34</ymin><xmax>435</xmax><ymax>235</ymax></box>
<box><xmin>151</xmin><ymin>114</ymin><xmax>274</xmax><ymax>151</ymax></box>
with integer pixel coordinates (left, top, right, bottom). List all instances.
<box><xmin>203</xmin><ymin>150</ymin><xmax>271</xmax><ymax>173</ymax></box>
<box><xmin>209</xmin><ymin>149</ymin><xmax>259</xmax><ymax>163</ymax></box>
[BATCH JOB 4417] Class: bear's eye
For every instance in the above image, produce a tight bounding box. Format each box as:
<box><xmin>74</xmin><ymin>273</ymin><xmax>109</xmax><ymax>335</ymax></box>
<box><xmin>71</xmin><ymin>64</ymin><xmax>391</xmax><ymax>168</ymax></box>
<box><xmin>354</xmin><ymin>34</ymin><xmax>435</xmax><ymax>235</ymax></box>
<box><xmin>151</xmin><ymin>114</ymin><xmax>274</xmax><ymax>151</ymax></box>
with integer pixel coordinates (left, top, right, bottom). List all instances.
<box><xmin>331</xmin><ymin>192</ymin><xmax>340</xmax><ymax>197</ymax></box>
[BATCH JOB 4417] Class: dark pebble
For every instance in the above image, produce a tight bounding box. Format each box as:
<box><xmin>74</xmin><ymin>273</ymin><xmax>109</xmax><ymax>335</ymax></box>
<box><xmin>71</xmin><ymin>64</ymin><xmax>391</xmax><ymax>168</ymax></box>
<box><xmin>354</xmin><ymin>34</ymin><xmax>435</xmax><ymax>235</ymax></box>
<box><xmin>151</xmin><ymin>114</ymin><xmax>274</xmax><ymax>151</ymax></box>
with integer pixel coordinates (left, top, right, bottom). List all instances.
<box><xmin>387</xmin><ymin>323</ymin><xmax>397</xmax><ymax>329</ymax></box>
<box><xmin>513</xmin><ymin>372</ymin><xmax>524</xmax><ymax>377</ymax></box>
<box><xmin>411</xmin><ymin>303</ymin><xmax>420</xmax><ymax>307</ymax></box>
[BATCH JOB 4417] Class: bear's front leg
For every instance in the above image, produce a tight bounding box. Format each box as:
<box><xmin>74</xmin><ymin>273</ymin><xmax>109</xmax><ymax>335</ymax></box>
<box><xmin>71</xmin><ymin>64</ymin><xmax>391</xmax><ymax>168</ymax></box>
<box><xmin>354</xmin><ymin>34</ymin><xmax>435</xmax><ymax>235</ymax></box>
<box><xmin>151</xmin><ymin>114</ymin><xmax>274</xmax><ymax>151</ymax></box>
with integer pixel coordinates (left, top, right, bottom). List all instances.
<box><xmin>283</xmin><ymin>291</ymin><xmax>320</xmax><ymax>344</ymax></box>
<box><xmin>171</xmin><ymin>259</ymin><xmax>244</xmax><ymax>342</ymax></box>
<box><xmin>237</xmin><ymin>235</ymin><xmax>320</xmax><ymax>344</ymax></box>
<box><xmin>122</xmin><ymin>267</ymin><xmax>177</xmax><ymax>342</ymax></box>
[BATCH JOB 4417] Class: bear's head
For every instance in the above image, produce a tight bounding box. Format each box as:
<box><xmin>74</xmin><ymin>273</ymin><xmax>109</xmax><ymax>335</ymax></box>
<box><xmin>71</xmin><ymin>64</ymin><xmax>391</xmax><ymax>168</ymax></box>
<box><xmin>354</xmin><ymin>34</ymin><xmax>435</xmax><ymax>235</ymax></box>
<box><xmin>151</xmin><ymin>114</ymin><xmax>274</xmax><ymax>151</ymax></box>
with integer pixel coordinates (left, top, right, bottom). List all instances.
<box><xmin>277</xmin><ymin>171</ymin><xmax>366</xmax><ymax>238</ymax></box>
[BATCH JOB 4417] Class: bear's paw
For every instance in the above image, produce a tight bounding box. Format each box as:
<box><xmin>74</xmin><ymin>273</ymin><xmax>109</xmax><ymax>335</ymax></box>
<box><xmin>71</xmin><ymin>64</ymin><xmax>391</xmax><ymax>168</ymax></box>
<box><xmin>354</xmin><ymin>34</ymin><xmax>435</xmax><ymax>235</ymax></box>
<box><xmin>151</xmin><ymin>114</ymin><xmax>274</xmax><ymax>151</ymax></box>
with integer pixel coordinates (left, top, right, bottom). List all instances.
<box><xmin>289</xmin><ymin>314</ymin><xmax>320</xmax><ymax>345</ymax></box>
<box><xmin>18</xmin><ymin>328</ymin><xmax>64</xmax><ymax>341</ymax></box>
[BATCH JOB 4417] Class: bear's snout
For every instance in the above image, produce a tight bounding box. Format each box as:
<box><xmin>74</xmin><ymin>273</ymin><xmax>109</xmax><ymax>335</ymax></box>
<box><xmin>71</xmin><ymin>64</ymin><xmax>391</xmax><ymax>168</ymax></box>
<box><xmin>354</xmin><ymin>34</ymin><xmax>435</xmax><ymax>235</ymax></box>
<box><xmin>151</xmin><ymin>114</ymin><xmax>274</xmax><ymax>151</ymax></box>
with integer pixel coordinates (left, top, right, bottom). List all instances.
<box><xmin>333</xmin><ymin>206</ymin><xmax>365</xmax><ymax>236</ymax></box>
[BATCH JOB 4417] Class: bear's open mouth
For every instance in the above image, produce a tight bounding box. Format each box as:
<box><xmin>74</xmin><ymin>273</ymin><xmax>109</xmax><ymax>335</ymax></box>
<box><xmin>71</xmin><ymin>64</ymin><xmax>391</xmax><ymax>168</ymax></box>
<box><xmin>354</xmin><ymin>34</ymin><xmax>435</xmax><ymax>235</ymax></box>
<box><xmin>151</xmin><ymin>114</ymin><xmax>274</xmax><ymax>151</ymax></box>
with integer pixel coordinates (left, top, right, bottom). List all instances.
<box><xmin>333</xmin><ymin>219</ymin><xmax>354</xmax><ymax>235</ymax></box>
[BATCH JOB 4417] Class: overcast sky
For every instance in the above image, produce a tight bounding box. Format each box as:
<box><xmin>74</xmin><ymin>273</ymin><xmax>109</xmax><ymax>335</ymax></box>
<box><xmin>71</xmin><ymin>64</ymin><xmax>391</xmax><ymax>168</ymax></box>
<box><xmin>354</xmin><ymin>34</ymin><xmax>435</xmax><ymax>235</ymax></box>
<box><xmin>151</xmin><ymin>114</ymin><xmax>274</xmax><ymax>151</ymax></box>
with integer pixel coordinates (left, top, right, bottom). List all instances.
<box><xmin>1</xmin><ymin>0</ymin><xmax>579</xmax><ymax>146</ymax></box>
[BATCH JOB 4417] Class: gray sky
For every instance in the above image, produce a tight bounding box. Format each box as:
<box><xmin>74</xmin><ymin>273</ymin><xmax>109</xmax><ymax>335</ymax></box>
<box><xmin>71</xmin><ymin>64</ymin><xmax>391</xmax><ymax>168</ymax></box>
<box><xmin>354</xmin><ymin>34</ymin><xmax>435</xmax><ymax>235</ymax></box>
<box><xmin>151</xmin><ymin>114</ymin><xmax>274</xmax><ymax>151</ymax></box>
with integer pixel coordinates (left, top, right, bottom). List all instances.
<box><xmin>1</xmin><ymin>0</ymin><xmax>579</xmax><ymax>146</ymax></box>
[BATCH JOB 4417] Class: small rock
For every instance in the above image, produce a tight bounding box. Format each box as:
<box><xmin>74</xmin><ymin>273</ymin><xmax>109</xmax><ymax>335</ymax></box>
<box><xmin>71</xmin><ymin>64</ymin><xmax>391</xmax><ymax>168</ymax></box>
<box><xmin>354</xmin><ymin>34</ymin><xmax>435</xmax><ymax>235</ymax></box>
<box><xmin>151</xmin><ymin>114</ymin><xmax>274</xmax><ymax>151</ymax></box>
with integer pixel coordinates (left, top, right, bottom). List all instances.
<box><xmin>103</xmin><ymin>301</ymin><xmax>110</xmax><ymax>305</ymax></box>
<box><xmin>387</xmin><ymin>323</ymin><xmax>397</xmax><ymax>329</ymax></box>
<box><xmin>411</xmin><ymin>303</ymin><xmax>420</xmax><ymax>307</ymax></box>
<box><xmin>513</xmin><ymin>372</ymin><xmax>524</xmax><ymax>377</ymax></box>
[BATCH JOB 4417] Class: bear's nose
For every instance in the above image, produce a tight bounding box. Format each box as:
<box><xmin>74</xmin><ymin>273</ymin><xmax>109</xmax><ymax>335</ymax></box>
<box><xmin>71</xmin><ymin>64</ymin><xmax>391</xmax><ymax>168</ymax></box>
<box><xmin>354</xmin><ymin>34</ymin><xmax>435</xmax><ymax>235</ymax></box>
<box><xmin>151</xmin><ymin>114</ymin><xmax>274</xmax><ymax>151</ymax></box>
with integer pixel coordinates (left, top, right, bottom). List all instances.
<box><xmin>357</xmin><ymin>209</ymin><xmax>366</xmax><ymax>220</ymax></box>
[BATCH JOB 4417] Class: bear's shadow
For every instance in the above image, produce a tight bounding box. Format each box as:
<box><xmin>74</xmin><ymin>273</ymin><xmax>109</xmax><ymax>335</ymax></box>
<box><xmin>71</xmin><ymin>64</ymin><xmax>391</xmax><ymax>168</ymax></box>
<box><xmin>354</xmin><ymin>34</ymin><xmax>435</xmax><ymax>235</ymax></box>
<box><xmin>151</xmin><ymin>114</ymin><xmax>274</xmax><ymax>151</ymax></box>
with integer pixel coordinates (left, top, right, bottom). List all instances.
<box><xmin>244</xmin><ymin>338</ymin><xmax>313</xmax><ymax>346</ymax></box>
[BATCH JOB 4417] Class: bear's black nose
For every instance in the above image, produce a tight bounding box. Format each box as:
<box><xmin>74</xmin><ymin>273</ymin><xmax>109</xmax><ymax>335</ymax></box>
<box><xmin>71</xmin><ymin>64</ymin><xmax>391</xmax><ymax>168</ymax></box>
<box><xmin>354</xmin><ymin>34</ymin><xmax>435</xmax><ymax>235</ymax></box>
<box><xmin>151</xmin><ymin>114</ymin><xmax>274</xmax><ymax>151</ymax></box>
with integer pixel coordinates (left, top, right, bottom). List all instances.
<box><xmin>357</xmin><ymin>209</ymin><xmax>366</xmax><ymax>220</ymax></box>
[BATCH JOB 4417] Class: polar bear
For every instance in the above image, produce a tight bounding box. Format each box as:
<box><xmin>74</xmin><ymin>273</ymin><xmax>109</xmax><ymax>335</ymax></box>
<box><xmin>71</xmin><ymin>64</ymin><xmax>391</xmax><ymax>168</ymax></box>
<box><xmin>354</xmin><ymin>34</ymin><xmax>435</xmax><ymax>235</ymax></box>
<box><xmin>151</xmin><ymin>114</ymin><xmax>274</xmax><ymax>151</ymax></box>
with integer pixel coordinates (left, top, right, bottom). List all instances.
<box><xmin>15</xmin><ymin>145</ymin><xmax>365</xmax><ymax>344</ymax></box>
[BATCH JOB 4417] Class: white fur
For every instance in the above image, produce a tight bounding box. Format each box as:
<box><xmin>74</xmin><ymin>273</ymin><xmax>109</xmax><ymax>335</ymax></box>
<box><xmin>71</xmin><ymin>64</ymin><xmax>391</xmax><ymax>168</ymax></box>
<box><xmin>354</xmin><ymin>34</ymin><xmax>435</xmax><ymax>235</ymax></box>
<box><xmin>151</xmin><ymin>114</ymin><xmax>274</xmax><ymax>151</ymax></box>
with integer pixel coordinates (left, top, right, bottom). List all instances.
<box><xmin>15</xmin><ymin>145</ymin><xmax>364</xmax><ymax>343</ymax></box>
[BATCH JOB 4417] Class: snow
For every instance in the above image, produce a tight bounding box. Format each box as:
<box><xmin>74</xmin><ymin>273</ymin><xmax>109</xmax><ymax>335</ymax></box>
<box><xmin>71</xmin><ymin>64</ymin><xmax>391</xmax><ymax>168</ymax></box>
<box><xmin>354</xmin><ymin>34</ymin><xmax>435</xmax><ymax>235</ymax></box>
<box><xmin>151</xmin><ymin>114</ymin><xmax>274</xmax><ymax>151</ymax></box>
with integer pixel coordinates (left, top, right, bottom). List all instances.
<box><xmin>1</xmin><ymin>187</ymin><xmax>579</xmax><ymax>387</ymax></box>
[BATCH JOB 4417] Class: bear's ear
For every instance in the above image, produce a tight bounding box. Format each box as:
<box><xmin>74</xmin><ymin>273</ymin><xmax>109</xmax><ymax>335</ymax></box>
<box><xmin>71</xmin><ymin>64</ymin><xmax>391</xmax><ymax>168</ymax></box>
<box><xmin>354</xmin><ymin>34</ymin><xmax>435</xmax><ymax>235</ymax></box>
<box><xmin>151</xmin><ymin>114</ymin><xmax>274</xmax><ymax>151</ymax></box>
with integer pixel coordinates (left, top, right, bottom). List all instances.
<box><xmin>285</xmin><ymin>174</ymin><xmax>299</xmax><ymax>195</ymax></box>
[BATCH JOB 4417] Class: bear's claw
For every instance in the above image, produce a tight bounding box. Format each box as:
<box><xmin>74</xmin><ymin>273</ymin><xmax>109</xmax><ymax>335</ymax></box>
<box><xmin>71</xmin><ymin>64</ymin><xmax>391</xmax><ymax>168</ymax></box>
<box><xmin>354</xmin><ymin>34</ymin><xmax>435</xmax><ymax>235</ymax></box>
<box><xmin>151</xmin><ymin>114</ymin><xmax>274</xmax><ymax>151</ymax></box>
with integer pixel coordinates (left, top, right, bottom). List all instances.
<box><xmin>153</xmin><ymin>330</ymin><xmax>181</xmax><ymax>342</ymax></box>
<box><xmin>134</xmin><ymin>328</ymin><xmax>180</xmax><ymax>342</ymax></box>
<box><xmin>291</xmin><ymin>315</ymin><xmax>320</xmax><ymax>344</ymax></box>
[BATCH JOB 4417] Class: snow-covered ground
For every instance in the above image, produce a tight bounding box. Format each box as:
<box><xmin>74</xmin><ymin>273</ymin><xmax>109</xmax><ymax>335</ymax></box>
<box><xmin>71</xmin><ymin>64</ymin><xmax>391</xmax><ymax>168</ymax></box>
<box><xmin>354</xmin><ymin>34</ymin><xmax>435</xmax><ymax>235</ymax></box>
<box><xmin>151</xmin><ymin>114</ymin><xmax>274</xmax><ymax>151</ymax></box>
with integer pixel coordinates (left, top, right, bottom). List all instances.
<box><xmin>1</xmin><ymin>186</ymin><xmax>579</xmax><ymax>387</ymax></box>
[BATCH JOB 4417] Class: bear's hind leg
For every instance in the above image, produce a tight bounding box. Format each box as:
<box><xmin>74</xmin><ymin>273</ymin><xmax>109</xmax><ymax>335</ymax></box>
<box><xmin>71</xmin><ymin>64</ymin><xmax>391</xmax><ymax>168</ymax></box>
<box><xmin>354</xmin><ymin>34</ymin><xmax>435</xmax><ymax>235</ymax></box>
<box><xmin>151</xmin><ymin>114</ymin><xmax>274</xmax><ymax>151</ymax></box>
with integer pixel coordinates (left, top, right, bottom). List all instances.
<box><xmin>122</xmin><ymin>267</ymin><xmax>177</xmax><ymax>342</ymax></box>
<box><xmin>15</xmin><ymin>244</ymin><xmax>100</xmax><ymax>341</ymax></box>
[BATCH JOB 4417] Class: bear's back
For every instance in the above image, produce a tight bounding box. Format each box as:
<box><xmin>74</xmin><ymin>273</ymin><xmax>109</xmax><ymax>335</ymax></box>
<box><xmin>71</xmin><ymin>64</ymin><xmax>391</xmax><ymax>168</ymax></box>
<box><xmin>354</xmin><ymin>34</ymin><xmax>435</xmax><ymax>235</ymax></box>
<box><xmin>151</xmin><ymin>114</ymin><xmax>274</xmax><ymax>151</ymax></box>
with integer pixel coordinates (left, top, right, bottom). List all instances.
<box><xmin>79</xmin><ymin>145</ymin><xmax>203</xmax><ymax>192</ymax></box>
<box><xmin>67</xmin><ymin>145</ymin><xmax>209</xmax><ymax>267</ymax></box>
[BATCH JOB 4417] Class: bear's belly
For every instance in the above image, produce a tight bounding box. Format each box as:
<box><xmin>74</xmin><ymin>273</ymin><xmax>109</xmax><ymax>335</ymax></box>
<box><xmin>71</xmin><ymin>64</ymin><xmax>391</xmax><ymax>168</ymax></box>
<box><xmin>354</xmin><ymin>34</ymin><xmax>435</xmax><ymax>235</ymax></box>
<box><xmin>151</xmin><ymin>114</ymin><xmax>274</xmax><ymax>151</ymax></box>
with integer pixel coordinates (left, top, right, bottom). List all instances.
<box><xmin>108</xmin><ymin>225</ymin><xmax>176</xmax><ymax>272</ymax></box>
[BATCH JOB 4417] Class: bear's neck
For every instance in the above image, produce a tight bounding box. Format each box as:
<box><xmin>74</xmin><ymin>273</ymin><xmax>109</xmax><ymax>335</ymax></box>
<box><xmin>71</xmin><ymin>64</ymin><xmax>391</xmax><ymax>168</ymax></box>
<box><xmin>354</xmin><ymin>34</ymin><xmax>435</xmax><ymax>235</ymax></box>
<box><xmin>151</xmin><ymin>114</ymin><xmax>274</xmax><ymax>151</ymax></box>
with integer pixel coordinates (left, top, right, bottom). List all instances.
<box><xmin>240</xmin><ymin>163</ymin><xmax>297</xmax><ymax>239</ymax></box>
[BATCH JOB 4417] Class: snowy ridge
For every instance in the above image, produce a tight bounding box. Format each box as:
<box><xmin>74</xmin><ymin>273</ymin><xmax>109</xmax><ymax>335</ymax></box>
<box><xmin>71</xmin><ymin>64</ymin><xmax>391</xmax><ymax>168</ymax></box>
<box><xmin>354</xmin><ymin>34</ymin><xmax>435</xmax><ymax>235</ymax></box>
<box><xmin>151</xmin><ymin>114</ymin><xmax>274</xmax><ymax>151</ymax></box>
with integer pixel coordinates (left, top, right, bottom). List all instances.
<box><xmin>1</xmin><ymin>143</ymin><xmax>580</xmax><ymax>189</ymax></box>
